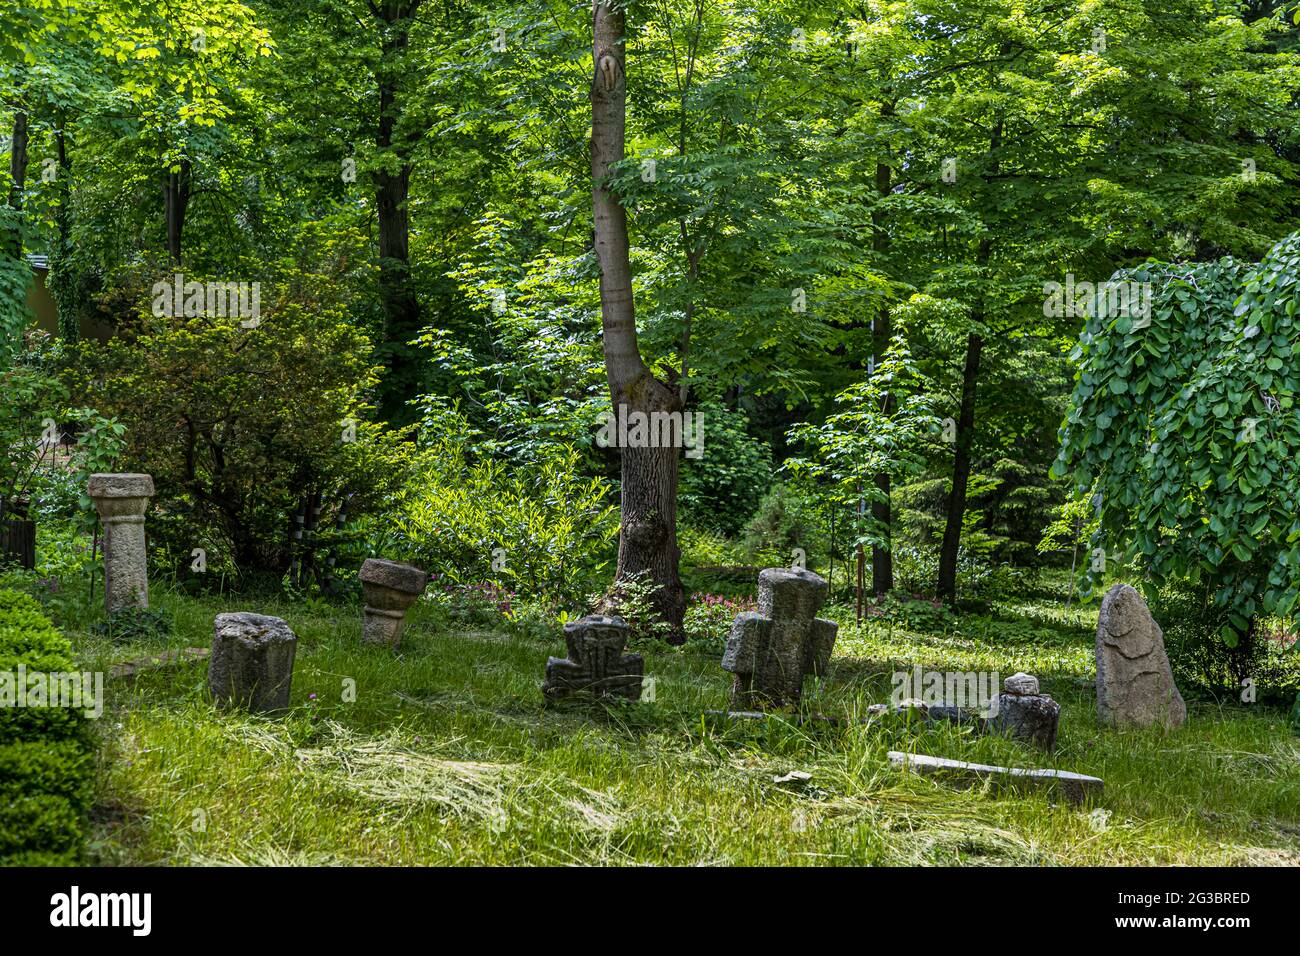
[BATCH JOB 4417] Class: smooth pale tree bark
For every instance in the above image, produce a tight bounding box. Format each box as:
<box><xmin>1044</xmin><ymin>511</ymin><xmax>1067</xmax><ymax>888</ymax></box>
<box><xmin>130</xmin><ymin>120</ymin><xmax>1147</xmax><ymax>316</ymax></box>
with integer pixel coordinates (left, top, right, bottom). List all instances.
<box><xmin>591</xmin><ymin>0</ymin><xmax>686</xmax><ymax>638</ymax></box>
<box><xmin>372</xmin><ymin>0</ymin><xmax>424</xmax><ymax>425</ymax></box>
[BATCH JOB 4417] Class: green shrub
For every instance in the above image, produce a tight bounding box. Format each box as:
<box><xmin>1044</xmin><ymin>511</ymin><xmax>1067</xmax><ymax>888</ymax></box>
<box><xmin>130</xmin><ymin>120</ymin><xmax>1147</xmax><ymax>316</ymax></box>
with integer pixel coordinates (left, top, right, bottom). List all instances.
<box><xmin>864</xmin><ymin>592</ymin><xmax>954</xmax><ymax>632</ymax></box>
<box><xmin>1156</xmin><ymin>582</ymin><xmax>1300</xmax><ymax>704</ymax></box>
<box><xmin>679</xmin><ymin>404</ymin><xmax>773</xmax><ymax>535</ymax></box>
<box><xmin>66</xmin><ymin>233</ymin><xmax>408</xmax><ymax>584</ymax></box>
<box><xmin>740</xmin><ymin>481</ymin><xmax>820</xmax><ymax>563</ymax></box>
<box><xmin>0</xmin><ymin>336</ymin><xmax>68</xmax><ymax>514</ymax></box>
<box><xmin>683</xmin><ymin>592</ymin><xmax>756</xmax><ymax>656</ymax></box>
<box><xmin>384</xmin><ymin>416</ymin><xmax>617</xmax><ymax>606</ymax></box>
<box><xmin>90</xmin><ymin>605</ymin><xmax>174</xmax><ymax>644</ymax></box>
<box><xmin>0</xmin><ymin>589</ymin><xmax>94</xmax><ymax>865</ymax></box>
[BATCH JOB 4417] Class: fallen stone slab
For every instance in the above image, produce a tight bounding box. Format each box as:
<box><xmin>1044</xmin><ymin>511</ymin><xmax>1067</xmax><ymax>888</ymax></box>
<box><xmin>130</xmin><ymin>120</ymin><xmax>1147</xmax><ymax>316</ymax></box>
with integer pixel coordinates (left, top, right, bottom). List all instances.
<box><xmin>109</xmin><ymin>647</ymin><xmax>210</xmax><ymax>680</ymax></box>
<box><xmin>704</xmin><ymin>704</ymin><xmax>987</xmax><ymax>730</ymax></box>
<box><xmin>888</xmin><ymin>750</ymin><xmax>1103</xmax><ymax>805</ymax></box>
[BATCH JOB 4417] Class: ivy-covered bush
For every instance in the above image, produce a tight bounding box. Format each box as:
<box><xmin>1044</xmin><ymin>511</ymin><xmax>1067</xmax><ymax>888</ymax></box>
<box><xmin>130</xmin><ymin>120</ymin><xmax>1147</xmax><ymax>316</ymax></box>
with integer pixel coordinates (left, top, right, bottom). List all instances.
<box><xmin>0</xmin><ymin>335</ymin><xmax>68</xmax><ymax>518</ymax></box>
<box><xmin>0</xmin><ymin>590</ymin><xmax>95</xmax><ymax>865</ymax></box>
<box><xmin>1057</xmin><ymin>233</ymin><xmax>1300</xmax><ymax>647</ymax></box>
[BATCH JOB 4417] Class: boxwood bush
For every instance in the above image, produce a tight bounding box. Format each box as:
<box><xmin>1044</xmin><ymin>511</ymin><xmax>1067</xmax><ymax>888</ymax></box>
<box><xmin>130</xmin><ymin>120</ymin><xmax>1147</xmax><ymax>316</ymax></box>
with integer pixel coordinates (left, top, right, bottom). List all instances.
<box><xmin>0</xmin><ymin>590</ymin><xmax>95</xmax><ymax>865</ymax></box>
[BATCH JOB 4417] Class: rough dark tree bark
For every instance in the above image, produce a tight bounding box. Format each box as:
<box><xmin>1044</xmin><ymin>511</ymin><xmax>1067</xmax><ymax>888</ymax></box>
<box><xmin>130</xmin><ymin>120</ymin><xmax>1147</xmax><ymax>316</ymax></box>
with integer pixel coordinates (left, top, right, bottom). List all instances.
<box><xmin>8</xmin><ymin>111</ymin><xmax>28</xmax><ymax>211</ymax></box>
<box><xmin>7</xmin><ymin>110</ymin><xmax>28</xmax><ymax>258</ymax></box>
<box><xmin>870</xmin><ymin>147</ymin><xmax>893</xmax><ymax>597</ymax></box>
<box><xmin>591</xmin><ymin>0</ymin><xmax>685</xmax><ymax>639</ymax></box>
<box><xmin>936</xmin><ymin>329</ymin><xmax>983</xmax><ymax>602</ymax></box>
<box><xmin>164</xmin><ymin>158</ymin><xmax>191</xmax><ymax>266</ymax></box>
<box><xmin>372</xmin><ymin>0</ymin><xmax>424</xmax><ymax>425</ymax></box>
<box><xmin>936</xmin><ymin>106</ymin><xmax>1003</xmax><ymax>605</ymax></box>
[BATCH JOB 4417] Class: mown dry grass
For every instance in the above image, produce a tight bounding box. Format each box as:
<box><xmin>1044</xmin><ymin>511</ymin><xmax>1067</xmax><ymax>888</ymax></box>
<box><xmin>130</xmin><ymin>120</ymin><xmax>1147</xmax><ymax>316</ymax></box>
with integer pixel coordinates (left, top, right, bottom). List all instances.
<box><xmin>64</xmin><ymin>587</ymin><xmax>1300</xmax><ymax>866</ymax></box>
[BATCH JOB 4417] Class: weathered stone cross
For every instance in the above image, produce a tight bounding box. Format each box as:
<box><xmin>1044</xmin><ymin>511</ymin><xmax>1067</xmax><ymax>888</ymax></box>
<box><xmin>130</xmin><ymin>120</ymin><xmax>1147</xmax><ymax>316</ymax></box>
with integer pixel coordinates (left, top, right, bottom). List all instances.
<box><xmin>543</xmin><ymin>615</ymin><xmax>643</xmax><ymax>702</ymax></box>
<box><xmin>722</xmin><ymin>568</ymin><xmax>838</xmax><ymax>710</ymax></box>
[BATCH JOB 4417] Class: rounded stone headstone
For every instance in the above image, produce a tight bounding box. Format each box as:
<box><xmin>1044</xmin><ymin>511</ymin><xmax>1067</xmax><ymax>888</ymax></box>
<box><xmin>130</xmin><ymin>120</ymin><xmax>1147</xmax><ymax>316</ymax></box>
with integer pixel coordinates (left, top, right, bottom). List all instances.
<box><xmin>1096</xmin><ymin>584</ymin><xmax>1187</xmax><ymax>728</ymax></box>
<box><xmin>209</xmin><ymin>612</ymin><xmax>298</xmax><ymax>714</ymax></box>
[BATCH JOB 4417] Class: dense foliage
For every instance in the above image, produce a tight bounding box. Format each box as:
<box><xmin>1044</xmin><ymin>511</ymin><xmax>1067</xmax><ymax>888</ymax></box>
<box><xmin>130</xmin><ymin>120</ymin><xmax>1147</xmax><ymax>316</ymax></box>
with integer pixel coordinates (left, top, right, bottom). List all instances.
<box><xmin>1059</xmin><ymin>232</ymin><xmax>1300</xmax><ymax>647</ymax></box>
<box><xmin>0</xmin><ymin>589</ymin><xmax>94</xmax><ymax>865</ymax></box>
<box><xmin>2</xmin><ymin>0</ymin><xmax>1300</xmax><ymax>647</ymax></box>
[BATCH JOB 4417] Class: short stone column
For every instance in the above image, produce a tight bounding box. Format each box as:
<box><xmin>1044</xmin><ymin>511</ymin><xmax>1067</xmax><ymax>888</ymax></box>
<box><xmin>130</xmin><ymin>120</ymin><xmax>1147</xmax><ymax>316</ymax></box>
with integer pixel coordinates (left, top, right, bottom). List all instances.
<box><xmin>722</xmin><ymin>568</ymin><xmax>838</xmax><ymax>710</ymax></box>
<box><xmin>88</xmin><ymin>473</ymin><xmax>155</xmax><ymax>613</ymax></box>
<box><xmin>359</xmin><ymin>559</ymin><xmax>428</xmax><ymax>648</ymax></box>
<box><xmin>209</xmin><ymin>612</ymin><xmax>298</xmax><ymax>714</ymax></box>
<box><xmin>543</xmin><ymin>615</ymin><xmax>644</xmax><ymax>702</ymax></box>
<box><xmin>990</xmin><ymin>672</ymin><xmax>1061</xmax><ymax>749</ymax></box>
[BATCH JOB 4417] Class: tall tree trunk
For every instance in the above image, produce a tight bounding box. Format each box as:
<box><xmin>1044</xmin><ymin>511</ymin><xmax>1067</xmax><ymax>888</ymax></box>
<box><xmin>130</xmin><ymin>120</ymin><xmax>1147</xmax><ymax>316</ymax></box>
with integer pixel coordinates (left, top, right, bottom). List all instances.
<box><xmin>870</xmin><ymin>147</ymin><xmax>893</xmax><ymax>596</ymax></box>
<box><xmin>52</xmin><ymin>123</ymin><xmax>77</xmax><ymax>342</ymax></box>
<box><xmin>936</xmin><ymin>111</ymin><xmax>1003</xmax><ymax>604</ymax></box>
<box><xmin>591</xmin><ymin>0</ymin><xmax>685</xmax><ymax>639</ymax></box>
<box><xmin>373</xmin><ymin>1</ymin><xmax>423</xmax><ymax>425</ymax></box>
<box><xmin>164</xmin><ymin>158</ymin><xmax>190</xmax><ymax>267</ymax></box>
<box><xmin>7</xmin><ymin>110</ymin><xmax>28</xmax><ymax>258</ymax></box>
<box><xmin>936</xmin><ymin>330</ymin><xmax>983</xmax><ymax>602</ymax></box>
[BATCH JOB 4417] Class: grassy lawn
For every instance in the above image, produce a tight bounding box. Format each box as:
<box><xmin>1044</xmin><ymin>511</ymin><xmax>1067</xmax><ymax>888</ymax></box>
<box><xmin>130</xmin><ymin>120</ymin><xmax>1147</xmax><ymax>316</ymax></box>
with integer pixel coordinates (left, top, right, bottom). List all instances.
<box><xmin>62</xmin><ymin>581</ymin><xmax>1300</xmax><ymax>867</ymax></box>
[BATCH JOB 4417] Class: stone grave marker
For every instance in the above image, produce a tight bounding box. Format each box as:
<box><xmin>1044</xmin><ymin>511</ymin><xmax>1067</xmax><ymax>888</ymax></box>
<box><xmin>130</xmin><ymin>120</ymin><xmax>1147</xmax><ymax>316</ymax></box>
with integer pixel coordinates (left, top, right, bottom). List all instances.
<box><xmin>1096</xmin><ymin>584</ymin><xmax>1186</xmax><ymax>728</ymax></box>
<box><xmin>359</xmin><ymin>558</ymin><xmax>428</xmax><ymax>648</ymax></box>
<box><xmin>88</xmin><ymin>473</ymin><xmax>154</xmax><ymax>613</ymax></box>
<box><xmin>209</xmin><ymin>612</ymin><xmax>298</xmax><ymax>714</ymax></box>
<box><xmin>722</xmin><ymin>568</ymin><xmax>838</xmax><ymax>710</ymax></box>
<box><xmin>990</xmin><ymin>672</ymin><xmax>1061</xmax><ymax>749</ymax></box>
<box><xmin>543</xmin><ymin>615</ymin><xmax>643</xmax><ymax>702</ymax></box>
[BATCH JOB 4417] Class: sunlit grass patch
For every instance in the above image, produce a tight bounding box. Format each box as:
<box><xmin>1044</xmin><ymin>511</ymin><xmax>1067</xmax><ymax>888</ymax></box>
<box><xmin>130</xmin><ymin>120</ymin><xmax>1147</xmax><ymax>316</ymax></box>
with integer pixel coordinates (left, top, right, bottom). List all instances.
<box><xmin>71</xmin><ymin>583</ymin><xmax>1300</xmax><ymax>866</ymax></box>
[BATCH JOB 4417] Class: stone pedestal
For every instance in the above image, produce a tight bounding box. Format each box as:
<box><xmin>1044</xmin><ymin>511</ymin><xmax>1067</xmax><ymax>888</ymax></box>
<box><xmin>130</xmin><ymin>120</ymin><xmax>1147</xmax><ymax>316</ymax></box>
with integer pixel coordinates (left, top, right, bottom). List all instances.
<box><xmin>358</xmin><ymin>558</ymin><xmax>428</xmax><ymax>648</ymax></box>
<box><xmin>88</xmin><ymin>473</ymin><xmax>154</xmax><ymax>613</ymax></box>
<box><xmin>722</xmin><ymin>568</ymin><xmax>838</xmax><ymax>710</ymax></box>
<box><xmin>543</xmin><ymin>615</ymin><xmax>643</xmax><ymax>701</ymax></box>
<box><xmin>209</xmin><ymin>612</ymin><xmax>297</xmax><ymax>714</ymax></box>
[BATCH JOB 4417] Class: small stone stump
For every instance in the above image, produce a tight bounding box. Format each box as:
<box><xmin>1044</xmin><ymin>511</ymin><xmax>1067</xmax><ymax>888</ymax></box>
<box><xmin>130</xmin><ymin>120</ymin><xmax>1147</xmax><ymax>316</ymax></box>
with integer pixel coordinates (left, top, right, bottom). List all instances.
<box><xmin>990</xmin><ymin>672</ymin><xmax>1060</xmax><ymax>749</ymax></box>
<box><xmin>358</xmin><ymin>558</ymin><xmax>428</xmax><ymax>648</ymax></box>
<box><xmin>209</xmin><ymin>612</ymin><xmax>298</xmax><ymax>714</ymax></box>
<box><xmin>543</xmin><ymin>615</ymin><xmax>643</xmax><ymax>702</ymax></box>
<box><xmin>88</xmin><ymin>473</ymin><xmax>154</xmax><ymax>613</ymax></box>
<box><xmin>722</xmin><ymin>568</ymin><xmax>838</xmax><ymax>710</ymax></box>
<box><xmin>1097</xmin><ymin>584</ymin><xmax>1186</xmax><ymax>728</ymax></box>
